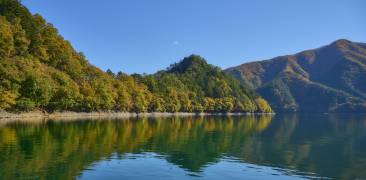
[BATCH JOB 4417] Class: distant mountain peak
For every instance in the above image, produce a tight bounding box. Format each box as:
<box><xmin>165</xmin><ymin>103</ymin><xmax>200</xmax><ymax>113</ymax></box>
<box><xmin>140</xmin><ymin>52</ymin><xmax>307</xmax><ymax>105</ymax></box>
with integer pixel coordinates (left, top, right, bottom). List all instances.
<box><xmin>329</xmin><ymin>39</ymin><xmax>353</xmax><ymax>50</ymax></box>
<box><xmin>333</xmin><ymin>39</ymin><xmax>352</xmax><ymax>44</ymax></box>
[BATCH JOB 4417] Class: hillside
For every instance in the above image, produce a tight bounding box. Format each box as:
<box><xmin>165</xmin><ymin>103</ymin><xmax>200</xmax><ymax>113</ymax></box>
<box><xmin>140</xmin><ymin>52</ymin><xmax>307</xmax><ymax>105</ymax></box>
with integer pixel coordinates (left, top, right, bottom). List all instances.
<box><xmin>226</xmin><ymin>39</ymin><xmax>366</xmax><ymax>112</ymax></box>
<box><xmin>0</xmin><ymin>0</ymin><xmax>271</xmax><ymax>113</ymax></box>
<box><xmin>135</xmin><ymin>55</ymin><xmax>272</xmax><ymax>113</ymax></box>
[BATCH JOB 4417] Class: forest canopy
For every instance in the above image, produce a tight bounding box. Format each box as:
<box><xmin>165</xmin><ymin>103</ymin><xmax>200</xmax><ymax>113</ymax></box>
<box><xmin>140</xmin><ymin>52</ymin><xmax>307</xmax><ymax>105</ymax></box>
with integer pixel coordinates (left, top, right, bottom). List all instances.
<box><xmin>0</xmin><ymin>0</ymin><xmax>272</xmax><ymax>113</ymax></box>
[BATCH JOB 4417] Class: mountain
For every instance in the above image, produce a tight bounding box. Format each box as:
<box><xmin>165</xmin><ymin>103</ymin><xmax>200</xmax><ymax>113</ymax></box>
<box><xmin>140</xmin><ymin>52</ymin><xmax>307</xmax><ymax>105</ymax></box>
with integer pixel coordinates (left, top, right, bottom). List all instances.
<box><xmin>135</xmin><ymin>55</ymin><xmax>272</xmax><ymax>113</ymax></box>
<box><xmin>0</xmin><ymin>0</ymin><xmax>271</xmax><ymax>113</ymax></box>
<box><xmin>226</xmin><ymin>39</ymin><xmax>366</xmax><ymax>112</ymax></box>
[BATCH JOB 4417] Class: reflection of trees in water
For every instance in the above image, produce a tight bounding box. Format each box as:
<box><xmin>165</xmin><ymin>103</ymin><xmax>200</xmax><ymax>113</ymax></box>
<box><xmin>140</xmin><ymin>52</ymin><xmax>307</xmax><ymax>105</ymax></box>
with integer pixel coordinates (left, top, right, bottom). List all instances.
<box><xmin>1</xmin><ymin>114</ymin><xmax>365</xmax><ymax>179</ymax></box>
<box><xmin>0</xmin><ymin>115</ymin><xmax>273</xmax><ymax>179</ymax></box>
<box><xmin>240</xmin><ymin>114</ymin><xmax>301</xmax><ymax>166</ymax></box>
<box><xmin>239</xmin><ymin>114</ymin><xmax>366</xmax><ymax>179</ymax></box>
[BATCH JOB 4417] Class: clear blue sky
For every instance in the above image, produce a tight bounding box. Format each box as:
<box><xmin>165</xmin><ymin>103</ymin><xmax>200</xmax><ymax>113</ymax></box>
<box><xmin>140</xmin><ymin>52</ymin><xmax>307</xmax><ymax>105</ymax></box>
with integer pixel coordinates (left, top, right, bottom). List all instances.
<box><xmin>22</xmin><ymin>0</ymin><xmax>366</xmax><ymax>74</ymax></box>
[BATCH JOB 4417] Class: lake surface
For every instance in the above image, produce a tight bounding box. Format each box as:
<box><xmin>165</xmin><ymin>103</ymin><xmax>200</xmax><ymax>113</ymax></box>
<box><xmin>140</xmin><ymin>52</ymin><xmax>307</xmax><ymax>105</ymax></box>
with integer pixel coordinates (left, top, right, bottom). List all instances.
<box><xmin>0</xmin><ymin>114</ymin><xmax>366</xmax><ymax>180</ymax></box>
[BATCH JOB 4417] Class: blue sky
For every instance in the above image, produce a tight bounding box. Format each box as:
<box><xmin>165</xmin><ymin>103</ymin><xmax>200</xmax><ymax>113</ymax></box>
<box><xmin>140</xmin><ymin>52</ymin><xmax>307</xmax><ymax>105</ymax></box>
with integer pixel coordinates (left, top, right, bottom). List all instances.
<box><xmin>23</xmin><ymin>0</ymin><xmax>366</xmax><ymax>74</ymax></box>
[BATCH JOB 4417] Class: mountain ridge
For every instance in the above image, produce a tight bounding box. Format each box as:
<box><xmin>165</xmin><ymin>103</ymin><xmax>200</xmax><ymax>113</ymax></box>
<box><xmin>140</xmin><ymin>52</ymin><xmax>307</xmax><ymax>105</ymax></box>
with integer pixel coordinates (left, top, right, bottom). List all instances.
<box><xmin>226</xmin><ymin>39</ymin><xmax>366</xmax><ymax>112</ymax></box>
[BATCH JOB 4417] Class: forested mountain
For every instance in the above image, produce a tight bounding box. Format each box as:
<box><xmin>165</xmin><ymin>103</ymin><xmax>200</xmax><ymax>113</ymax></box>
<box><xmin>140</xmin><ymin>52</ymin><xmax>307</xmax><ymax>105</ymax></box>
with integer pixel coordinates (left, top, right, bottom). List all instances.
<box><xmin>226</xmin><ymin>39</ymin><xmax>366</xmax><ymax>112</ymax></box>
<box><xmin>135</xmin><ymin>55</ymin><xmax>272</xmax><ymax>113</ymax></box>
<box><xmin>0</xmin><ymin>0</ymin><xmax>271</xmax><ymax>113</ymax></box>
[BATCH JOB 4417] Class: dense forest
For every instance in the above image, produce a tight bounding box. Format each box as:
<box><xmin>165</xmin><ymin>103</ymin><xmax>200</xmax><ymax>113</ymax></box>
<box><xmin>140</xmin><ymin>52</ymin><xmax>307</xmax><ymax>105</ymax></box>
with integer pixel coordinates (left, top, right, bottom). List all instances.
<box><xmin>226</xmin><ymin>39</ymin><xmax>366</xmax><ymax>113</ymax></box>
<box><xmin>0</xmin><ymin>0</ymin><xmax>272</xmax><ymax>113</ymax></box>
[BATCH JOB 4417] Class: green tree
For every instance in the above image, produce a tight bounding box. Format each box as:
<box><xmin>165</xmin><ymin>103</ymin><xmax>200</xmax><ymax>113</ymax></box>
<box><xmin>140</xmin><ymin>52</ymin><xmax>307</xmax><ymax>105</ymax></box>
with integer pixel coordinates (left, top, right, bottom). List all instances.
<box><xmin>115</xmin><ymin>84</ymin><xmax>132</xmax><ymax>112</ymax></box>
<box><xmin>203</xmin><ymin>97</ymin><xmax>216</xmax><ymax>112</ymax></box>
<box><xmin>0</xmin><ymin>16</ymin><xmax>14</xmax><ymax>57</ymax></box>
<box><xmin>19</xmin><ymin>75</ymin><xmax>52</xmax><ymax>109</ymax></box>
<box><xmin>149</xmin><ymin>96</ymin><xmax>165</xmax><ymax>112</ymax></box>
<box><xmin>11</xmin><ymin>17</ymin><xmax>29</xmax><ymax>55</ymax></box>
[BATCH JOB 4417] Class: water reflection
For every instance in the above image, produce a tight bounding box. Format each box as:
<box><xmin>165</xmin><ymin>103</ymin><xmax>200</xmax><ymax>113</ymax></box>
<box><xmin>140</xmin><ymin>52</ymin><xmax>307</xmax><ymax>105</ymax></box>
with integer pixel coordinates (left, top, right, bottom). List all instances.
<box><xmin>0</xmin><ymin>114</ymin><xmax>365</xmax><ymax>179</ymax></box>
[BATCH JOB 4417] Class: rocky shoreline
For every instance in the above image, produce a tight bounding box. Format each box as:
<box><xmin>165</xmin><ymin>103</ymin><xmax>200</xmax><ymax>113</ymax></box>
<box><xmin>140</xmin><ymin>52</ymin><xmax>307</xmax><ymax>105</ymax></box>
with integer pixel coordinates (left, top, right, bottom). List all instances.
<box><xmin>0</xmin><ymin>111</ymin><xmax>274</xmax><ymax>121</ymax></box>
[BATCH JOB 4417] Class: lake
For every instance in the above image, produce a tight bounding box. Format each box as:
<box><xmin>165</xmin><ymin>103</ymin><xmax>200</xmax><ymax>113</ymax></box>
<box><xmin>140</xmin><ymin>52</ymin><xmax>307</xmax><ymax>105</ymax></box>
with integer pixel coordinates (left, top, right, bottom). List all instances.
<box><xmin>0</xmin><ymin>114</ymin><xmax>365</xmax><ymax>179</ymax></box>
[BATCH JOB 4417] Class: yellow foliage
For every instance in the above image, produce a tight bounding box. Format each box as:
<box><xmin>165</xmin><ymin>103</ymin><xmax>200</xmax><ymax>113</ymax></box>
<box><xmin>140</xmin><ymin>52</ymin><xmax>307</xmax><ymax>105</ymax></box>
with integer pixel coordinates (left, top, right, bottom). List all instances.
<box><xmin>0</xmin><ymin>16</ymin><xmax>14</xmax><ymax>57</ymax></box>
<box><xmin>255</xmin><ymin>97</ymin><xmax>273</xmax><ymax>113</ymax></box>
<box><xmin>0</xmin><ymin>90</ymin><xmax>17</xmax><ymax>110</ymax></box>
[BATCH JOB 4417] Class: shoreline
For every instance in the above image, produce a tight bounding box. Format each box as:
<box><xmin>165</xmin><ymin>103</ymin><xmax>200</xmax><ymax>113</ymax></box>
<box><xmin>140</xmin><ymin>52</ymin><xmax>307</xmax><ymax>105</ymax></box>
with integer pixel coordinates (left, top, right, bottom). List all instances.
<box><xmin>0</xmin><ymin>111</ymin><xmax>275</xmax><ymax>121</ymax></box>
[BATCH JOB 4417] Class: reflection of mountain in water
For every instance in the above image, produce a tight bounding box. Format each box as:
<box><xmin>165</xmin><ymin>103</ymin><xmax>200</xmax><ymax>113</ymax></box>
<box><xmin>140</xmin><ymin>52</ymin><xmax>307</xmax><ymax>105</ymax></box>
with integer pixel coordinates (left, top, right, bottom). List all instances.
<box><xmin>1</xmin><ymin>114</ymin><xmax>366</xmax><ymax>179</ymax></box>
<box><xmin>241</xmin><ymin>114</ymin><xmax>366</xmax><ymax>179</ymax></box>
<box><xmin>0</xmin><ymin>115</ymin><xmax>273</xmax><ymax>180</ymax></box>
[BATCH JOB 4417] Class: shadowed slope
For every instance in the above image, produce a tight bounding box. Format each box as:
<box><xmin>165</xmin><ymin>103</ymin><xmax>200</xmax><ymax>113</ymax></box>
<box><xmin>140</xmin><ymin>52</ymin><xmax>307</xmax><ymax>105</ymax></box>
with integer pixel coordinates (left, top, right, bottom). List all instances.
<box><xmin>226</xmin><ymin>39</ymin><xmax>366</xmax><ymax>112</ymax></box>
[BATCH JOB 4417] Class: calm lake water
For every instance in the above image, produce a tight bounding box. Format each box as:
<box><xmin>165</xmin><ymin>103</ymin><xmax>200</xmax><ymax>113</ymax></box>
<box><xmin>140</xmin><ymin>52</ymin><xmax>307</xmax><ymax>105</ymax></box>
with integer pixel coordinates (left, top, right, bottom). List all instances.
<box><xmin>0</xmin><ymin>114</ymin><xmax>366</xmax><ymax>180</ymax></box>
